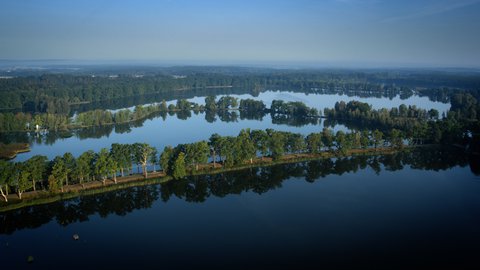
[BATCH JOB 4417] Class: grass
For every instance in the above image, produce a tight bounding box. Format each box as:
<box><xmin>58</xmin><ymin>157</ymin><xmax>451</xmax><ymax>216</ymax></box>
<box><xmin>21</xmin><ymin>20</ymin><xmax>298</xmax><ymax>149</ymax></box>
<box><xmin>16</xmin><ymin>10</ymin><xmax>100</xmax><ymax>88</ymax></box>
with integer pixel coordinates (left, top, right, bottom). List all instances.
<box><xmin>0</xmin><ymin>143</ymin><xmax>30</xmax><ymax>160</ymax></box>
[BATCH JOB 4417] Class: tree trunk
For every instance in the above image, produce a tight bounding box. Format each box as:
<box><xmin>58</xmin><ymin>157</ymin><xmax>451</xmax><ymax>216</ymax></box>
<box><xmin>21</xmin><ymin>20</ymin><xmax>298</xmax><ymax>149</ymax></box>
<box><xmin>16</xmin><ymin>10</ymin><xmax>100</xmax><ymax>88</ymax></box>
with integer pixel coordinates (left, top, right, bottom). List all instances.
<box><xmin>196</xmin><ymin>164</ymin><xmax>199</xmax><ymax>171</ymax></box>
<box><xmin>32</xmin><ymin>179</ymin><xmax>36</xmax><ymax>191</ymax></box>
<box><xmin>212</xmin><ymin>150</ymin><xmax>216</xmax><ymax>168</ymax></box>
<box><xmin>102</xmin><ymin>177</ymin><xmax>106</xmax><ymax>186</ymax></box>
<box><xmin>143</xmin><ymin>164</ymin><xmax>148</xmax><ymax>178</ymax></box>
<box><xmin>18</xmin><ymin>191</ymin><xmax>22</xmax><ymax>200</ymax></box>
<box><xmin>121</xmin><ymin>168</ymin><xmax>124</xmax><ymax>177</ymax></box>
<box><xmin>113</xmin><ymin>173</ymin><xmax>117</xmax><ymax>184</ymax></box>
<box><xmin>0</xmin><ymin>188</ymin><xmax>7</xmax><ymax>202</ymax></box>
<box><xmin>250</xmin><ymin>158</ymin><xmax>253</xmax><ymax>164</ymax></box>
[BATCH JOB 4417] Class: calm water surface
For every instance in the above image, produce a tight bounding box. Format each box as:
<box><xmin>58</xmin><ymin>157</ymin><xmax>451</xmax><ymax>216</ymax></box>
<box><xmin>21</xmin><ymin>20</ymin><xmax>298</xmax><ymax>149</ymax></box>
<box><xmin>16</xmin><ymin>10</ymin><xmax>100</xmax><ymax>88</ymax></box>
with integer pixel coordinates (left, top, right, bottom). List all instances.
<box><xmin>7</xmin><ymin>90</ymin><xmax>449</xmax><ymax>162</ymax></box>
<box><xmin>1</xmin><ymin>151</ymin><xmax>479</xmax><ymax>269</ymax></box>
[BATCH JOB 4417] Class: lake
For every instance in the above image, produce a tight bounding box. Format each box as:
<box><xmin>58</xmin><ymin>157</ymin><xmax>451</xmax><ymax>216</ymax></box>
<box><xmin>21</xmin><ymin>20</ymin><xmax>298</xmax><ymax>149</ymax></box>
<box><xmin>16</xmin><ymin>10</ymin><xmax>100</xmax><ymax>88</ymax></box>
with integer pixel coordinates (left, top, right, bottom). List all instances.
<box><xmin>1</xmin><ymin>149</ymin><xmax>479</xmax><ymax>269</ymax></box>
<box><xmin>4</xmin><ymin>89</ymin><xmax>450</xmax><ymax>162</ymax></box>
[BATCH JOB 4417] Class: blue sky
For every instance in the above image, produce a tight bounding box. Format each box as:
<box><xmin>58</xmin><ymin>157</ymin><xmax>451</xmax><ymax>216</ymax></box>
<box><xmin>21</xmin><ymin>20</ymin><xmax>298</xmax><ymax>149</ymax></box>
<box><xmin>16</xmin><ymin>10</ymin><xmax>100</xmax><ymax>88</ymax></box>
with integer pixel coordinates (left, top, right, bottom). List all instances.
<box><xmin>0</xmin><ymin>0</ymin><xmax>479</xmax><ymax>67</ymax></box>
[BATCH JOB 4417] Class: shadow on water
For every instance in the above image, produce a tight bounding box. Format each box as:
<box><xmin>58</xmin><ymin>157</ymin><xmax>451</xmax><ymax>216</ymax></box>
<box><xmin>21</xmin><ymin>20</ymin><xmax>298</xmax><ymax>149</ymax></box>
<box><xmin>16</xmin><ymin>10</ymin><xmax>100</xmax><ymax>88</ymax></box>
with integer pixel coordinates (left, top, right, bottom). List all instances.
<box><xmin>0</xmin><ymin>147</ymin><xmax>472</xmax><ymax>235</ymax></box>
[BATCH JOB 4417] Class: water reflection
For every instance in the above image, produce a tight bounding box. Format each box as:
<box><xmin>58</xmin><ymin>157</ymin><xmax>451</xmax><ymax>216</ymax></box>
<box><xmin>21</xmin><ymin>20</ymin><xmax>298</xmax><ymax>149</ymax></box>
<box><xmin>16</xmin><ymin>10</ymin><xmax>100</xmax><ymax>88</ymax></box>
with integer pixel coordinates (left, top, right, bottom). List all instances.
<box><xmin>69</xmin><ymin>87</ymin><xmax>450</xmax><ymax>115</ymax></box>
<box><xmin>0</xmin><ymin>147</ymin><xmax>472</xmax><ymax>235</ymax></box>
<box><xmin>3</xmin><ymin>108</ymin><xmax>340</xmax><ymax>162</ymax></box>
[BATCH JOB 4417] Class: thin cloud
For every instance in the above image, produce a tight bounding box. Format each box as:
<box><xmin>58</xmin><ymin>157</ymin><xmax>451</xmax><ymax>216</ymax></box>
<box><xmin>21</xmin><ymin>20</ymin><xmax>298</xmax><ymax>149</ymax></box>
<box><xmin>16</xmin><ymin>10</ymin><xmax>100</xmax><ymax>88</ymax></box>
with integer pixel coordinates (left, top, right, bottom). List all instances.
<box><xmin>382</xmin><ymin>0</ymin><xmax>480</xmax><ymax>22</ymax></box>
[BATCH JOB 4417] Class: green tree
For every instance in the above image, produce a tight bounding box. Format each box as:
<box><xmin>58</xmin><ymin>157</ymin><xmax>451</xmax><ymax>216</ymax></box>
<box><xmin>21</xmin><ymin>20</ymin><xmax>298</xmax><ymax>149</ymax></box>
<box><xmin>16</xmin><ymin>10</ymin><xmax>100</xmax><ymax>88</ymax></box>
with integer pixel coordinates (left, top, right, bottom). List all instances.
<box><xmin>172</xmin><ymin>152</ymin><xmax>187</xmax><ymax>179</ymax></box>
<box><xmin>360</xmin><ymin>130</ymin><xmax>370</xmax><ymax>149</ymax></box>
<box><xmin>269</xmin><ymin>131</ymin><xmax>285</xmax><ymax>161</ymax></box>
<box><xmin>110</xmin><ymin>143</ymin><xmax>130</xmax><ymax>177</ymax></box>
<box><xmin>160</xmin><ymin>146</ymin><xmax>174</xmax><ymax>174</ymax></box>
<box><xmin>15</xmin><ymin>163</ymin><xmax>32</xmax><ymax>199</ymax></box>
<box><xmin>205</xmin><ymin>96</ymin><xmax>217</xmax><ymax>111</ymax></box>
<box><xmin>95</xmin><ymin>148</ymin><xmax>110</xmax><ymax>185</ymax></box>
<box><xmin>251</xmin><ymin>129</ymin><xmax>269</xmax><ymax>160</ymax></box>
<box><xmin>322</xmin><ymin>128</ymin><xmax>334</xmax><ymax>151</ymax></box>
<box><xmin>133</xmin><ymin>143</ymin><xmax>154</xmax><ymax>178</ymax></box>
<box><xmin>107</xmin><ymin>154</ymin><xmax>118</xmax><ymax>184</ymax></box>
<box><xmin>149</xmin><ymin>147</ymin><xmax>158</xmax><ymax>172</ymax></box>
<box><xmin>306</xmin><ymin>133</ymin><xmax>322</xmax><ymax>154</ymax></box>
<box><xmin>209</xmin><ymin>133</ymin><xmax>222</xmax><ymax>167</ymax></box>
<box><xmin>191</xmin><ymin>141</ymin><xmax>209</xmax><ymax>170</ymax></box>
<box><xmin>76</xmin><ymin>150</ymin><xmax>95</xmax><ymax>187</ymax></box>
<box><xmin>50</xmin><ymin>156</ymin><xmax>67</xmax><ymax>192</ymax></box>
<box><xmin>63</xmin><ymin>152</ymin><xmax>76</xmax><ymax>186</ymax></box>
<box><xmin>235</xmin><ymin>129</ymin><xmax>256</xmax><ymax>164</ymax></box>
<box><xmin>26</xmin><ymin>155</ymin><xmax>48</xmax><ymax>191</ymax></box>
<box><xmin>335</xmin><ymin>131</ymin><xmax>347</xmax><ymax>155</ymax></box>
<box><xmin>373</xmin><ymin>129</ymin><xmax>384</xmax><ymax>150</ymax></box>
<box><xmin>390</xmin><ymin>129</ymin><xmax>404</xmax><ymax>149</ymax></box>
<box><xmin>287</xmin><ymin>133</ymin><xmax>305</xmax><ymax>154</ymax></box>
<box><xmin>0</xmin><ymin>160</ymin><xmax>14</xmax><ymax>202</ymax></box>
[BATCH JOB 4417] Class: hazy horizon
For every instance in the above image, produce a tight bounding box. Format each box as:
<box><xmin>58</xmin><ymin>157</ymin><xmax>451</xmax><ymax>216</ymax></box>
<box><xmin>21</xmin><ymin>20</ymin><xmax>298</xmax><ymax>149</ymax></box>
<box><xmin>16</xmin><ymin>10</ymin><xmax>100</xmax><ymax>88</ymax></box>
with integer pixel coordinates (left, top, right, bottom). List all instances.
<box><xmin>1</xmin><ymin>0</ymin><xmax>480</xmax><ymax>68</ymax></box>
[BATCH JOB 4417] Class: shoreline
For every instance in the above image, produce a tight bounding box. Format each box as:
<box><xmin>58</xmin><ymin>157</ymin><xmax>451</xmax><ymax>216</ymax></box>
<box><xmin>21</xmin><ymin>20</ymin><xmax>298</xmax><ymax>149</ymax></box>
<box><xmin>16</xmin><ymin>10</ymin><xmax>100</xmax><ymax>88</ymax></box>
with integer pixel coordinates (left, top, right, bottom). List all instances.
<box><xmin>0</xmin><ymin>146</ymin><xmax>419</xmax><ymax>212</ymax></box>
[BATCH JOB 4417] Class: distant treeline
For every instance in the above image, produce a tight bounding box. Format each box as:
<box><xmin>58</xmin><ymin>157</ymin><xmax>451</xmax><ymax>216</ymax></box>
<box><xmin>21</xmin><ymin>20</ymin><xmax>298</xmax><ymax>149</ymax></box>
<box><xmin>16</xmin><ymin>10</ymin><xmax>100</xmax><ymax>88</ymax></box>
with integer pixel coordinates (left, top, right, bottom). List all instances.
<box><xmin>2</xmin><ymin>69</ymin><xmax>479</xmax><ymax>112</ymax></box>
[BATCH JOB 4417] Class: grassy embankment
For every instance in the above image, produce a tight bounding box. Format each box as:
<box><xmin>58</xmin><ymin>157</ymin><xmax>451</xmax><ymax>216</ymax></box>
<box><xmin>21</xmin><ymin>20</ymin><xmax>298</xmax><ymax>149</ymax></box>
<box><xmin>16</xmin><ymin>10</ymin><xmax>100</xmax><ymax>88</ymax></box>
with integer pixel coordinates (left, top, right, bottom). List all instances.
<box><xmin>0</xmin><ymin>146</ymin><xmax>414</xmax><ymax>212</ymax></box>
<box><xmin>0</xmin><ymin>143</ymin><xmax>30</xmax><ymax>160</ymax></box>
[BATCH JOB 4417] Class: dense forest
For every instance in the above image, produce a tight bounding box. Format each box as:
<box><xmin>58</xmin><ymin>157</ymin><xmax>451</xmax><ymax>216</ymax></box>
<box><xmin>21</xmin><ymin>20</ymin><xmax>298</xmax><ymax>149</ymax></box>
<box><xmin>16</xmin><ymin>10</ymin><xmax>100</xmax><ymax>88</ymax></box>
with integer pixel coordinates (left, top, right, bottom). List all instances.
<box><xmin>1</xmin><ymin>68</ymin><xmax>479</xmax><ymax>112</ymax></box>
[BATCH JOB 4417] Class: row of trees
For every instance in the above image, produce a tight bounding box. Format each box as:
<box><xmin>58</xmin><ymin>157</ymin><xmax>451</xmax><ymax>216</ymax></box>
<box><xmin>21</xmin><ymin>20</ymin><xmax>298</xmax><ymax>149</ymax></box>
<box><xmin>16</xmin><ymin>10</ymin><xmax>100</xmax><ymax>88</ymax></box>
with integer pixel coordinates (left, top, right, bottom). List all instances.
<box><xmin>0</xmin><ymin>143</ymin><xmax>157</xmax><ymax>202</ymax></box>
<box><xmin>0</xmin><ymin>96</ymin><xmax>321</xmax><ymax>131</ymax></box>
<box><xmin>1</xmin><ymin>127</ymin><xmax>410</xmax><ymax>202</ymax></box>
<box><xmin>4</xmin><ymin>146</ymin><xmax>474</xmax><ymax>235</ymax></box>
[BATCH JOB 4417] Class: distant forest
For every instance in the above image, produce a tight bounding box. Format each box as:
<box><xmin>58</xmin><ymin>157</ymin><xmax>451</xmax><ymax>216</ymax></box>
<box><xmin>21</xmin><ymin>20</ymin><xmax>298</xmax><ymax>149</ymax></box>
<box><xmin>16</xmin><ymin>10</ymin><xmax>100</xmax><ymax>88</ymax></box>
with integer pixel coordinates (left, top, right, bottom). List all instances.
<box><xmin>1</xmin><ymin>67</ymin><xmax>480</xmax><ymax>113</ymax></box>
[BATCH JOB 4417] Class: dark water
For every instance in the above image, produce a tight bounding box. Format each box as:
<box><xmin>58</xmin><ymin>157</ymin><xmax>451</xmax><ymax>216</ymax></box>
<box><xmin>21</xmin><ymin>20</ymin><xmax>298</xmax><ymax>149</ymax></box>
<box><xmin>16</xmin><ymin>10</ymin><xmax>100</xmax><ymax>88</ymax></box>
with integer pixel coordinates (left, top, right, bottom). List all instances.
<box><xmin>1</xmin><ymin>149</ymin><xmax>479</xmax><ymax>269</ymax></box>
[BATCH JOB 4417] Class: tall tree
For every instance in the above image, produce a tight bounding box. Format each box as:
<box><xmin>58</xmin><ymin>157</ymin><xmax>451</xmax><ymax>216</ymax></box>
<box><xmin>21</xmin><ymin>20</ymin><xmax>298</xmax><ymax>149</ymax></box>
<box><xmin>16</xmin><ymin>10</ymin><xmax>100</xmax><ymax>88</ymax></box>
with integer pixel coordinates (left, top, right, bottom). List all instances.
<box><xmin>50</xmin><ymin>156</ymin><xmax>67</xmax><ymax>192</ymax></box>
<box><xmin>269</xmin><ymin>131</ymin><xmax>285</xmax><ymax>161</ymax></box>
<box><xmin>15</xmin><ymin>163</ymin><xmax>32</xmax><ymax>199</ymax></box>
<box><xmin>110</xmin><ymin>143</ymin><xmax>130</xmax><ymax>177</ymax></box>
<box><xmin>76</xmin><ymin>150</ymin><xmax>95</xmax><ymax>187</ymax></box>
<box><xmin>251</xmin><ymin>129</ymin><xmax>269</xmax><ymax>160</ymax></box>
<box><xmin>209</xmin><ymin>133</ymin><xmax>222</xmax><ymax>167</ymax></box>
<box><xmin>26</xmin><ymin>155</ymin><xmax>48</xmax><ymax>191</ymax></box>
<box><xmin>306</xmin><ymin>133</ymin><xmax>322</xmax><ymax>154</ymax></box>
<box><xmin>190</xmin><ymin>141</ymin><xmax>209</xmax><ymax>170</ymax></box>
<box><xmin>149</xmin><ymin>148</ymin><xmax>158</xmax><ymax>172</ymax></box>
<box><xmin>235</xmin><ymin>129</ymin><xmax>256</xmax><ymax>164</ymax></box>
<box><xmin>172</xmin><ymin>152</ymin><xmax>187</xmax><ymax>179</ymax></box>
<box><xmin>373</xmin><ymin>129</ymin><xmax>384</xmax><ymax>150</ymax></box>
<box><xmin>0</xmin><ymin>160</ymin><xmax>14</xmax><ymax>202</ymax></box>
<box><xmin>160</xmin><ymin>146</ymin><xmax>174</xmax><ymax>175</ymax></box>
<box><xmin>390</xmin><ymin>129</ymin><xmax>404</xmax><ymax>149</ymax></box>
<box><xmin>133</xmin><ymin>143</ymin><xmax>154</xmax><ymax>178</ymax></box>
<box><xmin>360</xmin><ymin>130</ymin><xmax>371</xmax><ymax>149</ymax></box>
<box><xmin>63</xmin><ymin>152</ymin><xmax>76</xmax><ymax>186</ymax></box>
<box><xmin>95</xmin><ymin>148</ymin><xmax>110</xmax><ymax>185</ymax></box>
<box><xmin>322</xmin><ymin>128</ymin><xmax>334</xmax><ymax>151</ymax></box>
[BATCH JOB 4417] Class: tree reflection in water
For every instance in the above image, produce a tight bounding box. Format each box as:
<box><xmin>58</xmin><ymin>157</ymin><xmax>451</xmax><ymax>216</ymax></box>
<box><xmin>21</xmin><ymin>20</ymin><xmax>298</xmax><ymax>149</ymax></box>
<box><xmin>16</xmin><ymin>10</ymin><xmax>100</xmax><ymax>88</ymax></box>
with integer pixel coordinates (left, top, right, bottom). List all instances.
<box><xmin>0</xmin><ymin>147</ymin><xmax>473</xmax><ymax>235</ymax></box>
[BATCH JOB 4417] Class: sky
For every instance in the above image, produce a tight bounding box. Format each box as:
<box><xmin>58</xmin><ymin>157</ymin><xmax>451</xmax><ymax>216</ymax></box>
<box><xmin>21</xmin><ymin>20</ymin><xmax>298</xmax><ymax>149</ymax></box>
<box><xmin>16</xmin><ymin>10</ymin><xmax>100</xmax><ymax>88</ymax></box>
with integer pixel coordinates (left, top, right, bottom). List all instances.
<box><xmin>0</xmin><ymin>0</ymin><xmax>479</xmax><ymax>67</ymax></box>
